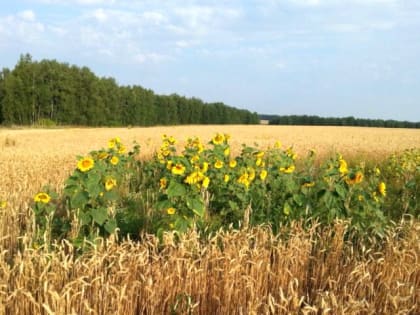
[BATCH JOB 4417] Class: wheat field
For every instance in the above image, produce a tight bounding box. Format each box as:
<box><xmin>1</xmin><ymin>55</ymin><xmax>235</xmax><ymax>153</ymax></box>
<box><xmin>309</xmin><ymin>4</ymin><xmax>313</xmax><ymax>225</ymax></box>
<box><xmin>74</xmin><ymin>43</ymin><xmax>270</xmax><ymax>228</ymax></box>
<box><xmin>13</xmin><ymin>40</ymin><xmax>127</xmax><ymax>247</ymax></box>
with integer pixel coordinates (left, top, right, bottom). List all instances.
<box><xmin>1</xmin><ymin>125</ymin><xmax>419</xmax><ymax>314</ymax></box>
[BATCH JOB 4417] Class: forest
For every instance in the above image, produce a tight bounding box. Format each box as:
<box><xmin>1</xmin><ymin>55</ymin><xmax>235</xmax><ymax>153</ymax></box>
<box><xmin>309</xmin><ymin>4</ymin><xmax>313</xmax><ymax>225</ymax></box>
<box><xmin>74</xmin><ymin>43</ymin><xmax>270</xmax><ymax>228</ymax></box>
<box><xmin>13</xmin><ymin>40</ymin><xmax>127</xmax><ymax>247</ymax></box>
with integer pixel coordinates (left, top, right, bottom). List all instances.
<box><xmin>0</xmin><ymin>54</ymin><xmax>259</xmax><ymax>126</ymax></box>
<box><xmin>263</xmin><ymin>114</ymin><xmax>420</xmax><ymax>128</ymax></box>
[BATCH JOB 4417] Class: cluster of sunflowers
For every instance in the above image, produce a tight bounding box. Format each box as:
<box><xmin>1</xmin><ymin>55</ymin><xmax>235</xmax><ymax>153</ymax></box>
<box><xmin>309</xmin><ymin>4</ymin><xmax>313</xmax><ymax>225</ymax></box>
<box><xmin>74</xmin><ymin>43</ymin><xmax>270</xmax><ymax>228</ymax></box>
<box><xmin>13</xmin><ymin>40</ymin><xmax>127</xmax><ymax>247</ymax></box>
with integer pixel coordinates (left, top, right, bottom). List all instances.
<box><xmin>31</xmin><ymin>133</ymin><xmax>415</xmax><ymax>247</ymax></box>
<box><xmin>151</xmin><ymin>133</ymin><xmax>390</xmax><ymax>234</ymax></box>
<box><xmin>32</xmin><ymin>137</ymin><xmax>140</xmax><ymax>243</ymax></box>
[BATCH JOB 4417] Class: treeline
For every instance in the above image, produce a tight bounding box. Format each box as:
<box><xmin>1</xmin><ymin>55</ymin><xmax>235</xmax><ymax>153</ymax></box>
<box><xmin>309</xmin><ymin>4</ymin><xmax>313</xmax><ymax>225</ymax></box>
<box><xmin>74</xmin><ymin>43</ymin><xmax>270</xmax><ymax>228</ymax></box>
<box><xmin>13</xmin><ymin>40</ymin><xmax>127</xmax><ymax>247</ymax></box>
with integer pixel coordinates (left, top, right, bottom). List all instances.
<box><xmin>0</xmin><ymin>54</ymin><xmax>259</xmax><ymax>126</ymax></box>
<box><xmin>264</xmin><ymin>114</ymin><xmax>420</xmax><ymax>128</ymax></box>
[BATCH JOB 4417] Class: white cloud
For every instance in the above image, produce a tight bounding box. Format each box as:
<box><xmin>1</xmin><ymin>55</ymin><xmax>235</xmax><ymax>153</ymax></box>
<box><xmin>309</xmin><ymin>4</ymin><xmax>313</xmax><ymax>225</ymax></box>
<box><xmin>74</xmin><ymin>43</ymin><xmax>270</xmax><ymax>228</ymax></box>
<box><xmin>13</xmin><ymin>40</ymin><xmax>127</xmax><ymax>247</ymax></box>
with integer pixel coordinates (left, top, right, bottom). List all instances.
<box><xmin>133</xmin><ymin>52</ymin><xmax>170</xmax><ymax>64</ymax></box>
<box><xmin>35</xmin><ymin>0</ymin><xmax>115</xmax><ymax>5</ymax></box>
<box><xmin>176</xmin><ymin>40</ymin><xmax>198</xmax><ymax>48</ymax></box>
<box><xmin>92</xmin><ymin>8</ymin><xmax>108</xmax><ymax>22</ymax></box>
<box><xmin>0</xmin><ymin>11</ymin><xmax>45</xmax><ymax>43</ymax></box>
<box><xmin>288</xmin><ymin>0</ymin><xmax>321</xmax><ymax>6</ymax></box>
<box><xmin>142</xmin><ymin>11</ymin><xmax>167</xmax><ymax>25</ymax></box>
<box><xmin>18</xmin><ymin>10</ymin><xmax>36</xmax><ymax>22</ymax></box>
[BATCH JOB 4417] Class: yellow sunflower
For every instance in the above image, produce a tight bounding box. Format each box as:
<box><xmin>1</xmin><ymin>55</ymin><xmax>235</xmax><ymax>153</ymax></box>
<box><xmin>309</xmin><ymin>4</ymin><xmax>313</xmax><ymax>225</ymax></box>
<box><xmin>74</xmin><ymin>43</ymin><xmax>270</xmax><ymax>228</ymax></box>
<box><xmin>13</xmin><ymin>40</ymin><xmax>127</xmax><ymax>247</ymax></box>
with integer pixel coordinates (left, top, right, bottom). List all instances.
<box><xmin>212</xmin><ymin>133</ymin><xmax>225</xmax><ymax>145</ymax></box>
<box><xmin>339</xmin><ymin>159</ymin><xmax>348</xmax><ymax>175</ymax></box>
<box><xmin>110</xmin><ymin>156</ymin><xmax>119</xmax><ymax>165</ymax></box>
<box><xmin>214</xmin><ymin>160</ymin><xmax>224</xmax><ymax>169</ymax></box>
<box><xmin>279</xmin><ymin>165</ymin><xmax>295</xmax><ymax>174</ymax></box>
<box><xmin>172</xmin><ymin>163</ymin><xmax>186</xmax><ymax>175</ymax></box>
<box><xmin>260</xmin><ymin>169</ymin><xmax>268</xmax><ymax>181</ymax></box>
<box><xmin>159</xmin><ymin>177</ymin><xmax>168</xmax><ymax>189</ymax></box>
<box><xmin>378</xmin><ymin>182</ymin><xmax>386</xmax><ymax>197</ymax></box>
<box><xmin>346</xmin><ymin>171</ymin><xmax>364</xmax><ymax>185</ymax></box>
<box><xmin>224</xmin><ymin>174</ymin><xmax>230</xmax><ymax>183</ymax></box>
<box><xmin>34</xmin><ymin>192</ymin><xmax>51</xmax><ymax>204</ymax></box>
<box><xmin>105</xmin><ymin>178</ymin><xmax>117</xmax><ymax>191</ymax></box>
<box><xmin>77</xmin><ymin>157</ymin><xmax>95</xmax><ymax>172</ymax></box>
<box><xmin>202</xmin><ymin>176</ymin><xmax>210</xmax><ymax>188</ymax></box>
<box><xmin>229</xmin><ymin>159</ymin><xmax>237</xmax><ymax>168</ymax></box>
<box><xmin>302</xmin><ymin>181</ymin><xmax>315</xmax><ymax>188</ymax></box>
<box><xmin>167</xmin><ymin>207</ymin><xmax>176</xmax><ymax>215</ymax></box>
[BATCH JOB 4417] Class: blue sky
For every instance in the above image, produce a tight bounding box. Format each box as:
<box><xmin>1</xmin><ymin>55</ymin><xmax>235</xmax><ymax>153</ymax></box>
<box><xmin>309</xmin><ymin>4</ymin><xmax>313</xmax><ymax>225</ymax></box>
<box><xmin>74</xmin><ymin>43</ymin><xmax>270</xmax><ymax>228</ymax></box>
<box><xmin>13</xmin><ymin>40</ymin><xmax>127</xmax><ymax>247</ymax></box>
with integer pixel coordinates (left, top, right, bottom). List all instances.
<box><xmin>1</xmin><ymin>0</ymin><xmax>419</xmax><ymax>121</ymax></box>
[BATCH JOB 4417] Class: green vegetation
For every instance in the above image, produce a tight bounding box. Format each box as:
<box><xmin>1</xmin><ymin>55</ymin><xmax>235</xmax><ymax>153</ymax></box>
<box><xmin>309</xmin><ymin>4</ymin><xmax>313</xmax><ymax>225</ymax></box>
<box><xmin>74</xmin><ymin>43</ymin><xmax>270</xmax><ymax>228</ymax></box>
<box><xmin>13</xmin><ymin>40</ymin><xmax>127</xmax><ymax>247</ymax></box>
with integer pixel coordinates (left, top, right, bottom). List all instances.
<box><xmin>0</xmin><ymin>54</ymin><xmax>259</xmax><ymax>126</ymax></box>
<box><xmin>262</xmin><ymin>114</ymin><xmax>420</xmax><ymax>128</ymax></box>
<box><xmin>32</xmin><ymin>134</ymin><xmax>419</xmax><ymax>250</ymax></box>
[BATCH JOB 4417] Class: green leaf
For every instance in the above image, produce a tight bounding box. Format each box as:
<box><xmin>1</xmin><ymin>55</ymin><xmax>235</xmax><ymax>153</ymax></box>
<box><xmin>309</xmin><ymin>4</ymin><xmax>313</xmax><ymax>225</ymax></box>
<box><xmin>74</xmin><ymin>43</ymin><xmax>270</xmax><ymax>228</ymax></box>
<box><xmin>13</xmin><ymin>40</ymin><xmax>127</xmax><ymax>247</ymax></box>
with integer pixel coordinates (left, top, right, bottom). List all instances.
<box><xmin>283</xmin><ymin>202</ymin><xmax>291</xmax><ymax>216</ymax></box>
<box><xmin>186</xmin><ymin>197</ymin><xmax>205</xmax><ymax>217</ymax></box>
<box><xmin>167</xmin><ymin>180</ymin><xmax>186</xmax><ymax>198</ymax></box>
<box><xmin>104</xmin><ymin>190</ymin><xmax>119</xmax><ymax>201</ymax></box>
<box><xmin>91</xmin><ymin>207</ymin><xmax>108</xmax><ymax>225</ymax></box>
<box><xmin>104</xmin><ymin>219</ymin><xmax>117</xmax><ymax>234</ymax></box>
<box><xmin>175</xmin><ymin>216</ymin><xmax>190</xmax><ymax>232</ymax></box>
<box><xmin>79</xmin><ymin>211</ymin><xmax>91</xmax><ymax>225</ymax></box>
<box><xmin>335</xmin><ymin>184</ymin><xmax>347</xmax><ymax>199</ymax></box>
<box><xmin>71</xmin><ymin>191</ymin><xmax>89</xmax><ymax>209</ymax></box>
<box><xmin>63</xmin><ymin>185</ymin><xmax>78</xmax><ymax>196</ymax></box>
<box><xmin>228</xmin><ymin>200</ymin><xmax>239</xmax><ymax>211</ymax></box>
<box><xmin>156</xmin><ymin>199</ymin><xmax>172</xmax><ymax>211</ymax></box>
<box><xmin>293</xmin><ymin>194</ymin><xmax>304</xmax><ymax>206</ymax></box>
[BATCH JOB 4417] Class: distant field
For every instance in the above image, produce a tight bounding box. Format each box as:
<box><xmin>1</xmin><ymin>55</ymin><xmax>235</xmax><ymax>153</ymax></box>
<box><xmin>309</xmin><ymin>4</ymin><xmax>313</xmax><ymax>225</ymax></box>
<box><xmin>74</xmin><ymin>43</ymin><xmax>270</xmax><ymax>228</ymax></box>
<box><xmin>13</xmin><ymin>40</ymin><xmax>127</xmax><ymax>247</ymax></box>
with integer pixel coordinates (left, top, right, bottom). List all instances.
<box><xmin>1</xmin><ymin>125</ymin><xmax>418</xmax><ymax>211</ymax></box>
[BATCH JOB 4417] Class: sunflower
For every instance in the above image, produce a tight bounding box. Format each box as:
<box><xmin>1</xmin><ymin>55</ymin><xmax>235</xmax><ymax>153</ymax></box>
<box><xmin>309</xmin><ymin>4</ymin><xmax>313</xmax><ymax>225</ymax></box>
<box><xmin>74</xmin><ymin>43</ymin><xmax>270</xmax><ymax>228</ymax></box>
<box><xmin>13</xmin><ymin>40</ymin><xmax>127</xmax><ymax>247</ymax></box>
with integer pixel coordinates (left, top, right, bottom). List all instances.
<box><xmin>339</xmin><ymin>159</ymin><xmax>348</xmax><ymax>175</ymax></box>
<box><xmin>172</xmin><ymin>163</ymin><xmax>186</xmax><ymax>175</ymax></box>
<box><xmin>229</xmin><ymin>159</ymin><xmax>237</xmax><ymax>168</ymax></box>
<box><xmin>378</xmin><ymin>182</ymin><xmax>386</xmax><ymax>197</ymax></box>
<box><xmin>168</xmin><ymin>136</ymin><xmax>176</xmax><ymax>145</ymax></box>
<box><xmin>279</xmin><ymin>165</ymin><xmax>295</xmax><ymax>174</ymax></box>
<box><xmin>214</xmin><ymin>160</ymin><xmax>224</xmax><ymax>169</ymax></box>
<box><xmin>224</xmin><ymin>147</ymin><xmax>230</xmax><ymax>157</ymax></box>
<box><xmin>202</xmin><ymin>176</ymin><xmax>210</xmax><ymax>188</ymax></box>
<box><xmin>167</xmin><ymin>207</ymin><xmax>176</xmax><ymax>215</ymax></box>
<box><xmin>110</xmin><ymin>156</ymin><xmax>119</xmax><ymax>165</ymax></box>
<box><xmin>260</xmin><ymin>169</ymin><xmax>268</xmax><ymax>181</ymax></box>
<box><xmin>224</xmin><ymin>174</ymin><xmax>230</xmax><ymax>183</ymax></box>
<box><xmin>238</xmin><ymin>173</ymin><xmax>250</xmax><ymax>188</ymax></box>
<box><xmin>108</xmin><ymin>137</ymin><xmax>120</xmax><ymax>149</ymax></box>
<box><xmin>118</xmin><ymin>145</ymin><xmax>127</xmax><ymax>154</ymax></box>
<box><xmin>201</xmin><ymin>162</ymin><xmax>209</xmax><ymax>173</ymax></box>
<box><xmin>34</xmin><ymin>192</ymin><xmax>51</xmax><ymax>204</ymax></box>
<box><xmin>185</xmin><ymin>171</ymin><xmax>204</xmax><ymax>185</ymax></box>
<box><xmin>97</xmin><ymin>151</ymin><xmax>108</xmax><ymax>160</ymax></box>
<box><xmin>0</xmin><ymin>200</ymin><xmax>7</xmax><ymax>208</ymax></box>
<box><xmin>302</xmin><ymin>181</ymin><xmax>315</xmax><ymax>188</ymax></box>
<box><xmin>77</xmin><ymin>157</ymin><xmax>95</xmax><ymax>172</ymax></box>
<box><xmin>212</xmin><ymin>133</ymin><xmax>225</xmax><ymax>145</ymax></box>
<box><xmin>346</xmin><ymin>171</ymin><xmax>364</xmax><ymax>185</ymax></box>
<box><xmin>105</xmin><ymin>178</ymin><xmax>117</xmax><ymax>191</ymax></box>
<box><xmin>159</xmin><ymin>177</ymin><xmax>167</xmax><ymax>189</ymax></box>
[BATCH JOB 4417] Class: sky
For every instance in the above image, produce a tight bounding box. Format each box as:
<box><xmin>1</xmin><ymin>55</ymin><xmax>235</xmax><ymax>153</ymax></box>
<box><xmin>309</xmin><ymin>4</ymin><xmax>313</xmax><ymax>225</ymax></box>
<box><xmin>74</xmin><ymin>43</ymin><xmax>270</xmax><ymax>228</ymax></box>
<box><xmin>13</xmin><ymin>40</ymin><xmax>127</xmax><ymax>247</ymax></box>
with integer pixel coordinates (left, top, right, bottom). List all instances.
<box><xmin>1</xmin><ymin>0</ymin><xmax>419</xmax><ymax>121</ymax></box>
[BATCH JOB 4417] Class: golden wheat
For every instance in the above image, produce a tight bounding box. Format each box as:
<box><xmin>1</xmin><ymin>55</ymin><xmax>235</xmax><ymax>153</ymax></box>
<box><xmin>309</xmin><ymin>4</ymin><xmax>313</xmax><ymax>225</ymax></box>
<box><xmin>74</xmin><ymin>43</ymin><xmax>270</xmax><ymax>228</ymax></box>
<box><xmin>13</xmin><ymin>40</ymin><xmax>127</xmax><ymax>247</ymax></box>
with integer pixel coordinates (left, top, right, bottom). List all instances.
<box><xmin>0</xmin><ymin>126</ymin><xmax>419</xmax><ymax>314</ymax></box>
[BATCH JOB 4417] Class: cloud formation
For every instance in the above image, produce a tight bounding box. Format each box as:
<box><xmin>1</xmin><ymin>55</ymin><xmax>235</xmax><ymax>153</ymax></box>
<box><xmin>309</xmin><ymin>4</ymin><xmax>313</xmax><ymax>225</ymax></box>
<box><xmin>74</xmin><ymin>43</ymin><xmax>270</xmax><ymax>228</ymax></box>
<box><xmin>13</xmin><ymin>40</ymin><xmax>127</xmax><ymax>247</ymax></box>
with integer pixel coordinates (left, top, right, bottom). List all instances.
<box><xmin>0</xmin><ymin>0</ymin><xmax>419</xmax><ymax>120</ymax></box>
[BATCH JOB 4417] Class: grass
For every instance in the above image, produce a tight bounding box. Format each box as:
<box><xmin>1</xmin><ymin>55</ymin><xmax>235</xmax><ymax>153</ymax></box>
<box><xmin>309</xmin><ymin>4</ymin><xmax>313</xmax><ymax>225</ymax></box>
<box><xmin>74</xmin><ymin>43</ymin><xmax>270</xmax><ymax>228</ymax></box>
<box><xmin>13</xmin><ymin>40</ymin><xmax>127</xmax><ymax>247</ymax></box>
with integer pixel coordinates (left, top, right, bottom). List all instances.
<box><xmin>0</xmin><ymin>125</ymin><xmax>419</xmax><ymax>314</ymax></box>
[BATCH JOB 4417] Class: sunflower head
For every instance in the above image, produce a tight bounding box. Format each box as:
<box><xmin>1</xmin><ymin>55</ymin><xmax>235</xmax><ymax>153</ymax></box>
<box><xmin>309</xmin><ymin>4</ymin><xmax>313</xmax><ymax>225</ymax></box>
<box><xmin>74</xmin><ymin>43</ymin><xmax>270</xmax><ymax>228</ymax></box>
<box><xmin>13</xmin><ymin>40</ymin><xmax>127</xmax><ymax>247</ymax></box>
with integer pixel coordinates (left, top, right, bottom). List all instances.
<box><xmin>212</xmin><ymin>133</ymin><xmax>225</xmax><ymax>145</ymax></box>
<box><xmin>378</xmin><ymin>182</ymin><xmax>386</xmax><ymax>197</ymax></box>
<box><xmin>167</xmin><ymin>207</ymin><xmax>176</xmax><ymax>215</ymax></box>
<box><xmin>172</xmin><ymin>163</ymin><xmax>186</xmax><ymax>175</ymax></box>
<box><xmin>110</xmin><ymin>156</ymin><xmax>119</xmax><ymax>165</ymax></box>
<box><xmin>34</xmin><ymin>192</ymin><xmax>51</xmax><ymax>204</ymax></box>
<box><xmin>260</xmin><ymin>169</ymin><xmax>268</xmax><ymax>181</ymax></box>
<box><xmin>105</xmin><ymin>178</ymin><xmax>117</xmax><ymax>191</ymax></box>
<box><xmin>214</xmin><ymin>160</ymin><xmax>224</xmax><ymax>169</ymax></box>
<box><xmin>77</xmin><ymin>157</ymin><xmax>95</xmax><ymax>172</ymax></box>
